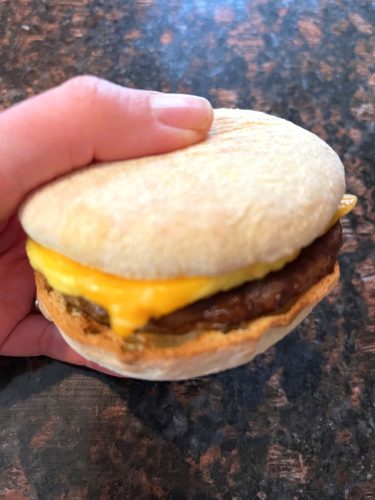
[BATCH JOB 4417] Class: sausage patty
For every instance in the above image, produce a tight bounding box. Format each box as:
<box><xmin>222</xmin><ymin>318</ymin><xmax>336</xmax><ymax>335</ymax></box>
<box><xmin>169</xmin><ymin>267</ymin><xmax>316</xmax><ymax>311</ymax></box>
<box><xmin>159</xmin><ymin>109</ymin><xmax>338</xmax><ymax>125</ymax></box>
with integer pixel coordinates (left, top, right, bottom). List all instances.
<box><xmin>60</xmin><ymin>222</ymin><xmax>342</xmax><ymax>335</ymax></box>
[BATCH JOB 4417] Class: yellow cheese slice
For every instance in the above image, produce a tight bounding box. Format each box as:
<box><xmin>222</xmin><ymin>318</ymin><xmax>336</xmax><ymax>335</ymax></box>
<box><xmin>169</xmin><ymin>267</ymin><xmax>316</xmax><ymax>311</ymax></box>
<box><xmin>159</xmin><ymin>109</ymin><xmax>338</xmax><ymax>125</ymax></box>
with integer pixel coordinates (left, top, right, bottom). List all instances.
<box><xmin>26</xmin><ymin>194</ymin><xmax>357</xmax><ymax>336</ymax></box>
<box><xmin>27</xmin><ymin>240</ymin><xmax>296</xmax><ymax>335</ymax></box>
<box><xmin>332</xmin><ymin>194</ymin><xmax>357</xmax><ymax>223</ymax></box>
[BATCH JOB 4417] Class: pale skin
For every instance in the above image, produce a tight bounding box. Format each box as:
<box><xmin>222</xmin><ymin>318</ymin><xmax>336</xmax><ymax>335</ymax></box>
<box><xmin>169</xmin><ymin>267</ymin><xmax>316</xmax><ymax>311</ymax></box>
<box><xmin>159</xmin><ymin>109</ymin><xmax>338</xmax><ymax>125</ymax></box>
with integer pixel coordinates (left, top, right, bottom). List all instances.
<box><xmin>0</xmin><ymin>76</ymin><xmax>213</xmax><ymax>372</ymax></box>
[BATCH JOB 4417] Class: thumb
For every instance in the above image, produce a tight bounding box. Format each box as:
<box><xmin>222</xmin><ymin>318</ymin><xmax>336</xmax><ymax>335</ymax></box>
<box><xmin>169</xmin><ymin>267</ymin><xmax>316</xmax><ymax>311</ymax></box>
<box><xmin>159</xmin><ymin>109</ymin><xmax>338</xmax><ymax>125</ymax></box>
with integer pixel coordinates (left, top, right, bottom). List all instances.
<box><xmin>0</xmin><ymin>75</ymin><xmax>213</xmax><ymax>220</ymax></box>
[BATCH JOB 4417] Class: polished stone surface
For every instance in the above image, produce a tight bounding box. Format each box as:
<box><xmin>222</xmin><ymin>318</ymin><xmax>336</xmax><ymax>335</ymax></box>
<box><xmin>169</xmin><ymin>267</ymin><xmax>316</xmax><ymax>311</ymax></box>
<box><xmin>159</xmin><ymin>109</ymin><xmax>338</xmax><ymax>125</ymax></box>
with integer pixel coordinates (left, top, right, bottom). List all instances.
<box><xmin>0</xmin><ymin>0</ymin><xmax>374</xmax><ymax>498</ymax></box>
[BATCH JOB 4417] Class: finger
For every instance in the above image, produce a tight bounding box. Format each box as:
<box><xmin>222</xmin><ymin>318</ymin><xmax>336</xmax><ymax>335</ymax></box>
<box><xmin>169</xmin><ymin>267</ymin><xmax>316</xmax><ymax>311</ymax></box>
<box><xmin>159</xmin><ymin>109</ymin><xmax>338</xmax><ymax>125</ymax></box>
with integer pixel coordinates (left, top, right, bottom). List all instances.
<box><xmin>0</xmin><ymin>75</ymin><xmax>213</xmax><ymax>220</ymax></box>
<box><xmin>0</xmin><ymin>314</ymin><xmax>121</xmax><ymax>376</ymax></box>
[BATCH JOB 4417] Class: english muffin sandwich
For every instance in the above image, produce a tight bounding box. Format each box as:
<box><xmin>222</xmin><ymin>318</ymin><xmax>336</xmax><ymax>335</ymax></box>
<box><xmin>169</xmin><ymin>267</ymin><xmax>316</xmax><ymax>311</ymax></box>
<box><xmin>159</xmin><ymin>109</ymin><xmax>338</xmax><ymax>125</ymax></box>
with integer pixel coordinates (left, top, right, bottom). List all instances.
<box><xmin>19</xmin><ymin>109</ymin><xmax>356</xmax><ymax>380</ymax></box>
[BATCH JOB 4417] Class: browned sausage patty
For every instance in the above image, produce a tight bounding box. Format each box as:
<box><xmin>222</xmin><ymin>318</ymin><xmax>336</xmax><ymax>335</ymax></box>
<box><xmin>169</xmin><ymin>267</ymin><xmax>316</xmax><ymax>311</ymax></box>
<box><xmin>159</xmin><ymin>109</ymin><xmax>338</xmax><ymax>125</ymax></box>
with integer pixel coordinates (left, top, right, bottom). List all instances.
<box><xmin>58</xmin><ymin>222</ymin><xmax>342</xmax><ymax>335</ymax></box>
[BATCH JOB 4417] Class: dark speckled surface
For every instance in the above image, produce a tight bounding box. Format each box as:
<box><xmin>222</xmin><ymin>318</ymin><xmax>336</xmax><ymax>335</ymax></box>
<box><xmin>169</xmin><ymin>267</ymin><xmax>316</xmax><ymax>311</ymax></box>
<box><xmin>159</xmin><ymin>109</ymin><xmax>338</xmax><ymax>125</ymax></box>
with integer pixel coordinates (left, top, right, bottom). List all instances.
<box><xmin>1</xmin><ymin>0</ymin><xmax>375</xmax><ymax>498</ymax></box>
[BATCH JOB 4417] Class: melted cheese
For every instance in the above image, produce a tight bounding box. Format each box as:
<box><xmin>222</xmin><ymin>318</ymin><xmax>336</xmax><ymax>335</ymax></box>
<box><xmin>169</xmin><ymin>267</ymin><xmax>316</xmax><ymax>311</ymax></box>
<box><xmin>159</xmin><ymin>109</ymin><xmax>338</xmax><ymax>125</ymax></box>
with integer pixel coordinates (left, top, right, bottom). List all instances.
<box><xmin>27</xmin><ymin>240</ymin><xmax>295</xmax><ymax>335</ymax></box>
<box><xmin>26</xmin><ymin>194</ymin><xmax>357</xmax><ymax>336</ymax></box>
<box><xmin>332</xmin><ymin>194</ymin><xmax>357</xmax><ymax>224</ymax></box>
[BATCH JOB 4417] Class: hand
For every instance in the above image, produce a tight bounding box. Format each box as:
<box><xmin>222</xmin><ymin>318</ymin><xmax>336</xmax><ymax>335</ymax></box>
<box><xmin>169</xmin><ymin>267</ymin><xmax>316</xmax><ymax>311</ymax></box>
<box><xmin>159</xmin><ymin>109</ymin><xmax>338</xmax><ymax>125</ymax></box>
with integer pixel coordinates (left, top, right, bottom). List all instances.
<box><xmin>0</xmin><ymin>76</ymin><xmax>213</xmax><ymax>372</ymax></box>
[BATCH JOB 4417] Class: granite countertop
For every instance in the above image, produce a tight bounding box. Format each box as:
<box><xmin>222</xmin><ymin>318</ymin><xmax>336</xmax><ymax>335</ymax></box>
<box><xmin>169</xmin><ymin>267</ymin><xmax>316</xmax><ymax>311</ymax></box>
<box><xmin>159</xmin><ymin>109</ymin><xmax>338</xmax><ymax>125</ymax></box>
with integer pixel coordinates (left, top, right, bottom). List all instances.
<box><xmin>0</xmin><ymin>1</ymin><xmax>374</xmax><ymax>498</ymax></box>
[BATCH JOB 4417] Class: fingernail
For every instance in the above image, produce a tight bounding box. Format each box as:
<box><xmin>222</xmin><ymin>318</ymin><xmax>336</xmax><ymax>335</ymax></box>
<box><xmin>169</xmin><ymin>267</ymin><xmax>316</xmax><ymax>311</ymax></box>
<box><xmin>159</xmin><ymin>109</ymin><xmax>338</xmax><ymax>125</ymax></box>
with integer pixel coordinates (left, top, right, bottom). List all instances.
<box><xmin>151</xmin><ymin>93</ymin><xmax>213</xmax><ymax>131</ymax></box>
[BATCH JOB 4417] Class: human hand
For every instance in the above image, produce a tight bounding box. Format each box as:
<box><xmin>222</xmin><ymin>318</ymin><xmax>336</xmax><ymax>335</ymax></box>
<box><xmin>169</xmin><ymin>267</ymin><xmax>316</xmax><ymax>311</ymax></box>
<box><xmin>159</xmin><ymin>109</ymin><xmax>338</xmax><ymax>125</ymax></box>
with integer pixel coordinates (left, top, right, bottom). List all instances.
<box><xmin>0</xmin><ymin>76</ymin><xmax>213</xmax><ymax>372</ymax></box>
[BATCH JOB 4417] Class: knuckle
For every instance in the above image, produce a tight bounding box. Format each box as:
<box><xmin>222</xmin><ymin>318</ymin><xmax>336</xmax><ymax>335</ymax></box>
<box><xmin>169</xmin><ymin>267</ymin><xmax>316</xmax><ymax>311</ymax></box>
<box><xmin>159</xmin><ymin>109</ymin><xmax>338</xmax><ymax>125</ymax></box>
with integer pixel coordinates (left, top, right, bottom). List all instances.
<box><xmin>62</xmin><ymin>75</ymin><xmax>105</xmax><ymax>108</ymax></box>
